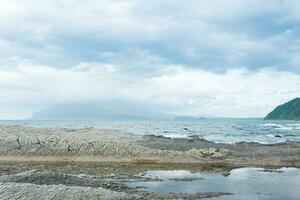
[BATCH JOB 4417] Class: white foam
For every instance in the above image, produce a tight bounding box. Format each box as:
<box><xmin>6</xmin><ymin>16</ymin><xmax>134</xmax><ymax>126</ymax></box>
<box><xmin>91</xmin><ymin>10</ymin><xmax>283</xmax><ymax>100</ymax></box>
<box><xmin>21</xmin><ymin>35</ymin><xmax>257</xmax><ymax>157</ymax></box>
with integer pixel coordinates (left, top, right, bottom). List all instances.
<box><xmin>164</xmin><ymin>134</ymin><xmax>189</xmax><ymax>139</ymax></box>
<box><xmin>291</xmin><ymin>124</ymin><xmax>300</xmax><ymax>130</ymax></box>
<box><xmin>267</xmin><ymin>134</ymin><xmax>275</xmax><ymax>138</ymax></box>
<box><xmin>260</xmin><ymin>123</ymin><xmax>300</xmax><ymax>131</ymax></box>
<box><xmin>260</xmin><ymin>123</ymin><xmax>283</xmax><ymax>128</ymax></box>
<box><xmin>277</xmin><ymin>127</ymin><xmax>293</xmax><ymax>131</ymax></box>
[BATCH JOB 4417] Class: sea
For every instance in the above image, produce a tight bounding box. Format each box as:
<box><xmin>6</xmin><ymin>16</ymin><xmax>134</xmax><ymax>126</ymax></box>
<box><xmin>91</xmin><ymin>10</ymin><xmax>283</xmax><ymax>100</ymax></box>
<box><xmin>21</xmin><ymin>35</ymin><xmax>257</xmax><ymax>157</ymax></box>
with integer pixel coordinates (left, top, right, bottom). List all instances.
<box><xmin>0</xmin><ymin>118</ymin><xmax>299</xmax><ymax>144</ymax></box>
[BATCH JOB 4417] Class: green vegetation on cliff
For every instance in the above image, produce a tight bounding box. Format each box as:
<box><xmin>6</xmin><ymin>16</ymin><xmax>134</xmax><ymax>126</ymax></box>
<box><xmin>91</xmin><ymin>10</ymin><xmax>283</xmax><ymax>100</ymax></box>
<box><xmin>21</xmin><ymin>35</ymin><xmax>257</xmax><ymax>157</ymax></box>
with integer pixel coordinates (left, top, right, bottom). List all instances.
<box><xmin>265</xmin><ymin>98</ymin><xmax>300</xmax><ymax>120</ymax></box>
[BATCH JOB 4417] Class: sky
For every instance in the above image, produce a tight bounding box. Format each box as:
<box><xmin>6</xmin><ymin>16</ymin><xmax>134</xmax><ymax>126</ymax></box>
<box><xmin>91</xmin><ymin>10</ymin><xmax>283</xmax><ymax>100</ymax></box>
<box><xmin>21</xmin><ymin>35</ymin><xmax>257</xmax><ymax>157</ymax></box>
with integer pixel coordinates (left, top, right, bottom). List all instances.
<box><xmin>0</xmin><ymin>0</ymin><xmax>300</xmax><ymax>119</ymax></box>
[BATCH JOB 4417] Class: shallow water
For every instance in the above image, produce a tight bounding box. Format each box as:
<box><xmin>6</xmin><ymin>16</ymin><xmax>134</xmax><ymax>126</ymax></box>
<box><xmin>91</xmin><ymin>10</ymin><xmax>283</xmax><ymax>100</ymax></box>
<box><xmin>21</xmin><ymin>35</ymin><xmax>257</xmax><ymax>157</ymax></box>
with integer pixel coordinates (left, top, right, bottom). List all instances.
<box><xmin>0</xmin><ymin>118</ymin><xmax>300</xmax><ymax>144</ymax></box>
<box><xmin>0</xmin><ymin>162</ymin><xmax>299</xmax><ymax>199</ymax></box>
<box><xmin>126</xmin><ymin>167</ymin><xmax>300</xmax><ymax>200</ymax></box>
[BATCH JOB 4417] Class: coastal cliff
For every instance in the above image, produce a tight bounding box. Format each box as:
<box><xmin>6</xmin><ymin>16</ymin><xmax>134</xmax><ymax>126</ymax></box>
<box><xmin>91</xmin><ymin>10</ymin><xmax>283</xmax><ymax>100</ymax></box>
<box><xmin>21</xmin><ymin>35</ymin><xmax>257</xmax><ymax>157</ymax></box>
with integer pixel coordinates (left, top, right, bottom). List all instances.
<box><xmin>265</xmin><ymin>98</ymin><xmax>300</xmax><ymax>120</ymax></box>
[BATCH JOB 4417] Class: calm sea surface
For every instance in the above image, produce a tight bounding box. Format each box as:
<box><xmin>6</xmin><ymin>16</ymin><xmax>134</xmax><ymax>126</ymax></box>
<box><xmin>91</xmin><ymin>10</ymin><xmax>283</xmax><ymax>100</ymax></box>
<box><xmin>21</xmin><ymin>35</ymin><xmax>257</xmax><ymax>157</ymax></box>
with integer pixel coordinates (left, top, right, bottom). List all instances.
<box><xmin>0</xmin><ymin>118</ymin><xmax>300</xmax><ymax>144</ymax></box>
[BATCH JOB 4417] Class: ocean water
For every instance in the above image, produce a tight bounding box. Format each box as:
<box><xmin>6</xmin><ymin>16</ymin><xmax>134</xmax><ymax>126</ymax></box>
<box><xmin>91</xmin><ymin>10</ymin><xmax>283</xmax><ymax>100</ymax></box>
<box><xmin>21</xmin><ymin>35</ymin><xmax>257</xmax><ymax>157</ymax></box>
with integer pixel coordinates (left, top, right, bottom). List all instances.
<box><xmin>0</xmin><ymin>118</ymin><xmax>299</xmax><ymax>144</ymax></box>
<box><xmin>126</xmin><ymin>167</ymin><xmax>300</xmax><ymax>200</ymax></box>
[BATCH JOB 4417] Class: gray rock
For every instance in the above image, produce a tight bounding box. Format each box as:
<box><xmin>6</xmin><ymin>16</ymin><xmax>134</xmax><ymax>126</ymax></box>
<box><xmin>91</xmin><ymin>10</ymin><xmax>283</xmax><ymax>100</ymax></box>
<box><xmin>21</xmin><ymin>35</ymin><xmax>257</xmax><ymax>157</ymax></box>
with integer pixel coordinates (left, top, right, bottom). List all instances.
<box><xmin>0</xmin><ymin>125</ymin><xmax>229</xmax><ymax>163</ymax></box>
<box><xmin>0</xmin><ymin>182</ymin><xmax>130</xmax><ymax>200</ymax></box>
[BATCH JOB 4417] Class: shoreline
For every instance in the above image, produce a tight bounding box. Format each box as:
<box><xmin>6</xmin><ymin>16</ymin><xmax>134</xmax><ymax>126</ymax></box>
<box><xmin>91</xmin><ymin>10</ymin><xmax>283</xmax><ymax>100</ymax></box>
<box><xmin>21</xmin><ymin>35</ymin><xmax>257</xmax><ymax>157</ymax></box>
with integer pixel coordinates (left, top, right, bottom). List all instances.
<box><xmin>0</xmin><ymin>155</ymin><xmax>298</xmax><ymax>168</ymax></box>
<box><xmin>0</xmin><ymin>125</ymin><xmax>299</xmax><ymax>167</ymax></box>
<box><xmin>0</xmin><ymin>161</ymin><xmax>298</xmax><ymax>199</ymax></box>
<box><xmin>0</xmin><ymin>125</ymin><xmax>299</xmax><ymax>199</ymax></box>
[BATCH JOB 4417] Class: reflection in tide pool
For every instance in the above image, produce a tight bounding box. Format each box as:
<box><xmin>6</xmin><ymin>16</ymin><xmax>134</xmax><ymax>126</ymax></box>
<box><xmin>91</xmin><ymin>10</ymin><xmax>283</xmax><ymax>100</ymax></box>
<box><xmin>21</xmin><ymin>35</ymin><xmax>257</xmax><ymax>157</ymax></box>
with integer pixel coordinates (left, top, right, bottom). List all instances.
<box><xmin>126</xmin><ymin>168</ymin><xmax>300</xmax><ymax>200</ymax></box>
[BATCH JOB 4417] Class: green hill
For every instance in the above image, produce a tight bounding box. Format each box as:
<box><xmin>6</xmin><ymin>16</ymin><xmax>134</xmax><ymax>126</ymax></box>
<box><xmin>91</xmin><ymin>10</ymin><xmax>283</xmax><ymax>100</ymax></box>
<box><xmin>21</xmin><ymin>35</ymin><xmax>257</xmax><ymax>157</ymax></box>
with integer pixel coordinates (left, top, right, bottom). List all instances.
<box><xmin>265</xmin><ymin>98</ymin><xmax>300</xmax><ymax>120</ymax></box>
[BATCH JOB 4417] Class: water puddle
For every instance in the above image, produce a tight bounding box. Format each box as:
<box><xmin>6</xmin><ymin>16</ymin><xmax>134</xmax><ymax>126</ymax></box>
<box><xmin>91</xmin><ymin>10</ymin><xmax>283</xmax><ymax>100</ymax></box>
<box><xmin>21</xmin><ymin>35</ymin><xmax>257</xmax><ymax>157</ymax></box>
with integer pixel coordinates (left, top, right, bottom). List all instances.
<box><xmin>126</xmin><ymin>167</ymin><xmax>300</xmax><ymax>200</ymax></box>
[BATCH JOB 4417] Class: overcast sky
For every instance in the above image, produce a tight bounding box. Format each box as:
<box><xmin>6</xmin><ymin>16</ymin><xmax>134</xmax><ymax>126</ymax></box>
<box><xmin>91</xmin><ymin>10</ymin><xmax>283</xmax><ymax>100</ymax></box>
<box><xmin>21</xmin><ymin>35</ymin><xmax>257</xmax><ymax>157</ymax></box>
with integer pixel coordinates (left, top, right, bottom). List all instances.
<box><xmin>0</xmin><ymin>0</ymin><xmax>300</xmax><ymax>119</ymax></box>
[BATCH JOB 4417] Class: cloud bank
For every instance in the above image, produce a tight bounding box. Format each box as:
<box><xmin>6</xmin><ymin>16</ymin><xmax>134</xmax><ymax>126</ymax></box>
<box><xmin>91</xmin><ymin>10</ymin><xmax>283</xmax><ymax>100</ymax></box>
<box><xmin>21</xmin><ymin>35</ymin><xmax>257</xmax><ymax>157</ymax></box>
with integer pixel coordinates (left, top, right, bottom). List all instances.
<box><xmin>0</xmin><ymin>58</ymin><xmax>299</xmax><ymax>119</ymax></box>
<box><xmin>0</xmin><ymin>0</ymin><xmax>300</xmax><ymax>118</ymax></box>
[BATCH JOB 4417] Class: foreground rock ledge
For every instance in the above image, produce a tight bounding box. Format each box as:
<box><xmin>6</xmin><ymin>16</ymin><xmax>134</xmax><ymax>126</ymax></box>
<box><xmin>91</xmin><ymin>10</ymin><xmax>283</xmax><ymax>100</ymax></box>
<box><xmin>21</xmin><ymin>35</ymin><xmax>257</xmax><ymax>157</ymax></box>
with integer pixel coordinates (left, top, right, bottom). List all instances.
<box><xmin>0</xmin><ymin>125</ymin><xmax>299</xmax><ymax>167</ymax></box>
<box><xmin>0</xmin><ymin>182</ymin><xmax>129</xmax><ymax>200</ymax></box>
<box><xmin>0</xmin><ymin>170</ymin><xmax>234</xmax><ymax>200</ymax></box>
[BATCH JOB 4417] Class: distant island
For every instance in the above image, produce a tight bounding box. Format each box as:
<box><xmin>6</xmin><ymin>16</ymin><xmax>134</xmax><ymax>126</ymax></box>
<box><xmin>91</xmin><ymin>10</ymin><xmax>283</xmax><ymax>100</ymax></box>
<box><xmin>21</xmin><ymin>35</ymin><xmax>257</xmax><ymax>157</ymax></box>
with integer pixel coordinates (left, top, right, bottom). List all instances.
<box><xmin>30</xmin><ymin>103</ymin><xmax>172</xmax><ymax>120</ymax></box>
<box><xmin>265</xmin><ymin>98</ymin><xmax>300</xmax><ymax>120</ymax></box>
<box><xmin>173</xmin><ymin>115</ymin><xmax>215</xmax><ymax>121</ymax></box>
<box><xmin>30</xmin><ymin>102</ymin><xmax>213</xmax><ymax>121</ymax></box>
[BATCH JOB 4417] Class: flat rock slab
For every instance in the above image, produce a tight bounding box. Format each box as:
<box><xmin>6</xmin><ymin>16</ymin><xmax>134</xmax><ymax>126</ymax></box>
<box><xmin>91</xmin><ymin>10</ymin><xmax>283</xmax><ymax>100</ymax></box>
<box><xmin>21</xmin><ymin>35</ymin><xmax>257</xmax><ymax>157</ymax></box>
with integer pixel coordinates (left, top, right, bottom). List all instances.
<box><xmin>0</xmin><ymin>125</ymin><xmax>229</xmax><ymax>163</ymax></box>
<box><xmin>0</xmin><ymin>125</ymin><xmax>299</xmax><ymax>166</ymax></box>
<box><xmin>0</xmin><ymin>170</ymin><xmax>233</xmax><ymax>200</ymax></box>
<box><xmin>0</xmin><ymin>182</ymin><xmax>130</xmax><ymax>200</ymax></box>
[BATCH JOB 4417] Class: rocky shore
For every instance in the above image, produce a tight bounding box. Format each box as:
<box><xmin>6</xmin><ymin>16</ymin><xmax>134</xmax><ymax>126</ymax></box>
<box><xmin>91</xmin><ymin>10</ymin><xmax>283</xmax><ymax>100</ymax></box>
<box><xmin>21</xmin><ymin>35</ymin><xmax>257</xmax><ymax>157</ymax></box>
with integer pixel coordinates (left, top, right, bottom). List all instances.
<box><xmin>0</xmin><ymin>168</ymin><xmax>234</xmax><ymax>200</ymax></box>
<box><xmin>0</xmin><ymin>125</ymin><xmax>299</xmax><ymax>167</ymax></box>
<box><xmin>0</xmin><ymin>125</ymin><xmax>229</xmax><ymax>164</ymax></box>
<box><xmin>0</xmin><ymin>125</ymin><xmax>299</xmax><ymax>199</ymax></box>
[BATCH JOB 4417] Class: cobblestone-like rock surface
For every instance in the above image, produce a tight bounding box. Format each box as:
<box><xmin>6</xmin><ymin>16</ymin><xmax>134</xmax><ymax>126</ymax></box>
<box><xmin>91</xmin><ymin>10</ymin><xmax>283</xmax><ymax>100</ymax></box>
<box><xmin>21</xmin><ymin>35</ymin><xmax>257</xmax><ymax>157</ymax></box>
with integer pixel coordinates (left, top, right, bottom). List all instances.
<box><xmin>0</xmin><ymin>125</ymin><xmax>229</xmax><ymax>163</ymax></box>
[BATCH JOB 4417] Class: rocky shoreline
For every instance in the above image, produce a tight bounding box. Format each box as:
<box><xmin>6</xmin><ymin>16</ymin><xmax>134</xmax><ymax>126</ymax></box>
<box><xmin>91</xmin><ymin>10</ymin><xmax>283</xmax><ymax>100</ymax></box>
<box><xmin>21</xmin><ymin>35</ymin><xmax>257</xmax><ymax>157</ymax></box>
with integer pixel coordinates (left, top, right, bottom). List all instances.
<box><xmin>0</xmin><ymin>161</ymin><xmax>298</xmax><ymax>200</ymax></box>
<box><xmin>0</xmin><ymin>168</ymin><xmax>234</xmax><ymax>200</ymax></box>
<box><xmin>0</xmin><ymin>125</ymin><xmax>299</xmax><ymax>199</ymax></box>
<box><xmin>0</xmin><ymin>125</ymin><xmax>299</xmax><ymax>167</ymax></box>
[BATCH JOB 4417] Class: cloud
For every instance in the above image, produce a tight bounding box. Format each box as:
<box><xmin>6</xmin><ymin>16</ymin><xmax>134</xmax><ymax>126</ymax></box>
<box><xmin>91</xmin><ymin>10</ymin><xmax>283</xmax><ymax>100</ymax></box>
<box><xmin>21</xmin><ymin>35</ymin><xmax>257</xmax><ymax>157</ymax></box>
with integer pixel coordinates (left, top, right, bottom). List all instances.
<box><xmin>0</xmin><ymin>0</ymin><xmax>300</xmax><ymax>71</ymax></box>
<box><xmin>0</xmin><ymin>58</ymin><xmax>299</xmax><ymax>119</ymax></box>
<box><xmin>0</xmin><ymin>0</ymin><xmax>300</xmax><ymax>118</ymax></box>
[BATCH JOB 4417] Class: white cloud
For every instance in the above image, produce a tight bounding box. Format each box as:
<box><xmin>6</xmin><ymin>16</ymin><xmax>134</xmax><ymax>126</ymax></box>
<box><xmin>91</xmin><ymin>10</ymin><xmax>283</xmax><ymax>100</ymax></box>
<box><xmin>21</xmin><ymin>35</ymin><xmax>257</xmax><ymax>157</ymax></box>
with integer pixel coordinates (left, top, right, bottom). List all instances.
<box><xmin>0</xmin><ymin>0</ymin><xmax>300</xmax><ymax>118</ymax></box>
<box><xmin>0</xmin><ymin>58</ymin><xmax>299</xmax><ymax>119</ymax></box>
<box><xmin>126</xmin><ymin>67</ymin><xmax>300</xmax><ymax>117</ymax></box>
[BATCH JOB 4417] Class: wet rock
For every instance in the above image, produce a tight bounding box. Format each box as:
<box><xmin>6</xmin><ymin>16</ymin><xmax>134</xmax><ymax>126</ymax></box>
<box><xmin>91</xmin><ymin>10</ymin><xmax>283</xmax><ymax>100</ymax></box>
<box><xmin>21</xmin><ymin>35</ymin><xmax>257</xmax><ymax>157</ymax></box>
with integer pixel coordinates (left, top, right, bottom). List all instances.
<box><xmin>0</xmin><ymin>170</ymin><xmax>233</xmax><ymax>200</ymax></box>
<box><xmin>168</xmin><ymin>177</ymin><xmax>204</xmax><ymax>181</ymax></box>
<box><xmin>0</xmin><ymin>170</ymin><xmax>130</xmax><ymax>192</ymax></box>
<box><xmin>164</xmin><ymin>192</ymin><xmax>233</xmax><ymax>199</ymax></box>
